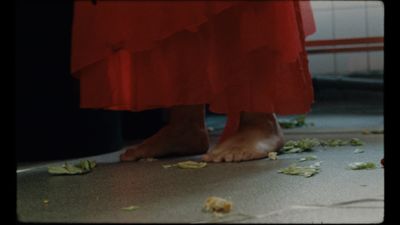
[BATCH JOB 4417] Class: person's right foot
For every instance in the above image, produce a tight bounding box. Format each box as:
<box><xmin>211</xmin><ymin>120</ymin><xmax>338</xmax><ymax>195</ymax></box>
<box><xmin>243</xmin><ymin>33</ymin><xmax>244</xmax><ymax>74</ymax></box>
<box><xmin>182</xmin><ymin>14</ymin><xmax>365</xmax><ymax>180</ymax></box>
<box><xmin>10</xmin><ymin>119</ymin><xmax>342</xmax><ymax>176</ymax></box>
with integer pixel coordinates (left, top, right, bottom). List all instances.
<box><xmin>120</xmin><ymin>123</ymin><xmax>210</xmax><ymax>161</ymax></box>
<box><xmin>202</xmin><ymin>113</ymin><xmax>284</xmax><ymax>162</ymax></box>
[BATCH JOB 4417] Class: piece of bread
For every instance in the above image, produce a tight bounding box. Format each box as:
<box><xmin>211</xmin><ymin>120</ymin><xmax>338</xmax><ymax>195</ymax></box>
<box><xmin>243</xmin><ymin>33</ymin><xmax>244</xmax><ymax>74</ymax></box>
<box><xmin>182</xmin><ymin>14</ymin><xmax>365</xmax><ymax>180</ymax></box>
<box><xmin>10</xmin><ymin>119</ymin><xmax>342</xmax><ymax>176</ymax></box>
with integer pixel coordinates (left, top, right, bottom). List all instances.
<box><xmin>203</xmin><ymin>196</ymin><xmax>233</xmax><ymax>213</ymax></box>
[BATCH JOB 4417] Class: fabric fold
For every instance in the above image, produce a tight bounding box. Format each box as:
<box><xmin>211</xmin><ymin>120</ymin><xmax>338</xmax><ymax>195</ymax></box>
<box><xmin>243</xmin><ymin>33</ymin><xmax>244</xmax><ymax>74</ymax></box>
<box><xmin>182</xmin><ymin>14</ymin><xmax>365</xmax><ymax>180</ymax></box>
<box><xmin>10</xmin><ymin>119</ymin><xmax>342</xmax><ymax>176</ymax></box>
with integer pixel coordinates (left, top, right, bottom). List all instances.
<box><xmin>72</xmin><ymin>1</ymin><xmax>316</xmax><ymax>114</ymax></box>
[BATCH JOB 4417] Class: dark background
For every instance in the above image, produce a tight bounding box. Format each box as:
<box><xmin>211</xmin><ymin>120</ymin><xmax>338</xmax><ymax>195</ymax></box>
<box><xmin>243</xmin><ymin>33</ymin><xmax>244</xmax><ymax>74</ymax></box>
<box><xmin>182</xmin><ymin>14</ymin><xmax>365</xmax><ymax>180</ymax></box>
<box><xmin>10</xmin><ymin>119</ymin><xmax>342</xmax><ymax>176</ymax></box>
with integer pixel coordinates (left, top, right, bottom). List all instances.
<box><xmin>16</xmin><ymin>0</ymin><xmax>165</xmax><ymax>162</ymax></box>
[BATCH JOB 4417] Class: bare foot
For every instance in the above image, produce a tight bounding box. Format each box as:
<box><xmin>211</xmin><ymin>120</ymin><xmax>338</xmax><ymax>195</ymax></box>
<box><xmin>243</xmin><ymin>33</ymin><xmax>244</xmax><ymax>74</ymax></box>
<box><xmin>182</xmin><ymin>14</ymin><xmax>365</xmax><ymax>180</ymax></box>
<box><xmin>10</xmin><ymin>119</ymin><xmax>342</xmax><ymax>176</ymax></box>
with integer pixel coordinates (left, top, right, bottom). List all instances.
<box><xmin>202</xmin><ymin>113</ymin><xmax>284</xmax><ymax>162</ymax></box>
<box><xmin>120</xmin><ymin>105</ymin><xmax>209</xmax><ymax>161</ymax></box>
<box><xmin>120</xmin><ymin>123</ymin><xmax>209</xmax><ymax>161</ymax></box>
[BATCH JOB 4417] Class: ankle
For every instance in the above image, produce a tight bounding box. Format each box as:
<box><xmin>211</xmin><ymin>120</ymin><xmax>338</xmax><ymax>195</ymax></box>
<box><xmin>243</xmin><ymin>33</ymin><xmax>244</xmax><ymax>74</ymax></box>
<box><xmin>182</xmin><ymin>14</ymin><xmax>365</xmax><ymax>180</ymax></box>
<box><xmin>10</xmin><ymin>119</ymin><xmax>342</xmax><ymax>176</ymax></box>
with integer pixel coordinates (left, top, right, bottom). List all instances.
<box><xmin>239</xmin><ymin>112</ymin><xmax>277</xmax><ymax>128</ymax></box>
<box><xmin>169</xmin><ymin>105</ymin><xmax>206</xmax><ymax>129</ymax></box>
<box><xmin>238</xmin><ymin>113</ymin><xmax>283</xmax><ymax>138</ymax></box>
<box><xmin>168</xmin><ymin>121</ymin><xmax>206</xmax><ymax>131</ymax></box>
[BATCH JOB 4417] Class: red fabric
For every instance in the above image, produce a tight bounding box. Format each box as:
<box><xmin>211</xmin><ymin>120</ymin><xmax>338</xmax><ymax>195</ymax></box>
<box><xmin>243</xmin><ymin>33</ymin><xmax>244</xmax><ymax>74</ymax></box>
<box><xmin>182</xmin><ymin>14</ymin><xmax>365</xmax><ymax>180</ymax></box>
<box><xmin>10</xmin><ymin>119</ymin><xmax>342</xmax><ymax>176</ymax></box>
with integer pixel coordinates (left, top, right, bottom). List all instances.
<box><xmin>71</xmin><ymin>1</ymin><xmax>316</xmax><ymax>114</ymax></box>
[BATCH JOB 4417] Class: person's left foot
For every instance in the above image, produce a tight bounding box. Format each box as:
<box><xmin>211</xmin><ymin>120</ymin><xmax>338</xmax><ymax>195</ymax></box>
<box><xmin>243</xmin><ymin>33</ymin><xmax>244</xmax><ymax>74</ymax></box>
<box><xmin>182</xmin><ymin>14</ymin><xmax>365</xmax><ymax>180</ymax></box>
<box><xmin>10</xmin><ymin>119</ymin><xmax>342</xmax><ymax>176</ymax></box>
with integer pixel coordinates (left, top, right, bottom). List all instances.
<box><xmin>202</xmin><ymin>113</ymin><xmax>284</xmax><ymax>162</ymax></box>
<box><xmin>120</xmin><ymin>123</ymin><xmax>209</xmax><ymax>161</ymax></box>
<box><xmin>120</xmin><ymin>104</ymin><xmax>209</xmax><ymax>162</ymax></box>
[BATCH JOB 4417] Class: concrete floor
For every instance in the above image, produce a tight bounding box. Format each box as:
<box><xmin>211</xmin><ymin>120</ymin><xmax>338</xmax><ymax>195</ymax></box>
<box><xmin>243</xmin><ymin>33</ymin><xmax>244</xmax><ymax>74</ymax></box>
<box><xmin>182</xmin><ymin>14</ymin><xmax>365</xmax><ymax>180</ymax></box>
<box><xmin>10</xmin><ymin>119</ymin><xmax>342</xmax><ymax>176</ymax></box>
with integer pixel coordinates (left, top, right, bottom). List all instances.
<box><xmin>17</xmin><ymin>91</ymin><xmax>384</xmax><ymax>223</ymax></box>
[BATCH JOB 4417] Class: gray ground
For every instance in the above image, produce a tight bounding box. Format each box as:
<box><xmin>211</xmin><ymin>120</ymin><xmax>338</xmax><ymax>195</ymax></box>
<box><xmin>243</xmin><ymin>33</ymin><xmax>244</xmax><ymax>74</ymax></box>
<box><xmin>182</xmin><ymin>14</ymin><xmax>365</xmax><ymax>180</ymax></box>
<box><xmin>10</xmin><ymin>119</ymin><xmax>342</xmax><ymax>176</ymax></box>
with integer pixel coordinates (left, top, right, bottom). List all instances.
<box><xmin>17</xmin><ymin>89</ymin><xmax>384</xmax><ymax>223</ymax></box>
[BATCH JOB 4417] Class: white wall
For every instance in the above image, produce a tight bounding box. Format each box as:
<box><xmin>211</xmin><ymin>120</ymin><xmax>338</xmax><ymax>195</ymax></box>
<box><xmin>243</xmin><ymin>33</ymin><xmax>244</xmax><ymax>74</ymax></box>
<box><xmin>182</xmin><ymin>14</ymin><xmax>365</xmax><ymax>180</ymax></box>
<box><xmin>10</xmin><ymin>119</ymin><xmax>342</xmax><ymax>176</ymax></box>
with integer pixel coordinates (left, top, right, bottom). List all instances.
<box><xmin>307</xmin><ymin>1</ymin><xmax>384</xmax><ymax>77</ymax></box>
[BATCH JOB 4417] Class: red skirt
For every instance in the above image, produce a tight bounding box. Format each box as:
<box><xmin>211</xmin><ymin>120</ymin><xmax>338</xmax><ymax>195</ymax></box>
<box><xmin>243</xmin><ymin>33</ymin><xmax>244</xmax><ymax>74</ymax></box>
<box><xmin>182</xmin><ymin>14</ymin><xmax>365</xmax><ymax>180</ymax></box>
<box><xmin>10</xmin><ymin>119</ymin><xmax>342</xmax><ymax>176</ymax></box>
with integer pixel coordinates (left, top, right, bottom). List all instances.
<box><xmin>71</xmin><ymin>1</ymin><xmax>316</xmax><ymax>114</ymax></box>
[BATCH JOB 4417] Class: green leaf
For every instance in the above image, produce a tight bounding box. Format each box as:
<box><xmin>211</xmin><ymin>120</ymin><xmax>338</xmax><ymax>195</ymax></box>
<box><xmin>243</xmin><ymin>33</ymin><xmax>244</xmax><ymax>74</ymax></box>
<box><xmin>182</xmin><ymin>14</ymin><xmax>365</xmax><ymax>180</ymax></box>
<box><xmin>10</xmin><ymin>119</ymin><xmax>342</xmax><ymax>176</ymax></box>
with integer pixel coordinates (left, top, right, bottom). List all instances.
<box><xmin>80</xmin><ymin>160</ymin><xmax>90</xmax><ymax>170</ymax></box>
<box><xmin>281</xmin><ymin>138</ymin><xmax>365</xmax><ymax>154</ymax></box>
<box><xmin>48</xmin><ymin>165</ymin><xmax>71</xmax><ymax>174</ymax></box>
<box><xmin>349</xmin><ymin>138</ymin><xmax>363</xmax><ymax>146</ymax></box>
<box><xmin>320</xmin><ymin>139</ymin><xmax>348</xmax><ymax>147</ymax></box>
<box><xmin>177</xmin><ymin>161</ymin><xmax>207</xmax><ymax>169</ymax></box>
<box><xmin>278</xmin><ymin>163</ymin><xmax>320</xmax><ymax>178</ymax></box>
<box><xmin>279</xmin><ymin>115</ymin><xmax>309</xmax><ymax>129</ymax></box>
<box><xmin>65</xmin><ymin>163</ymin><xmax>87</xmax><ymax>174</ymax></box>
<box><xmin>89</xmin><ymin>160</ymin><xmax>96</xmax><ymax>168</ymax></box>
<box><xmin>286</xmin><ymin>148</ymin><xmax>304</xmax><ymax>153</ymax></box>
<box><xmin>370</xmin><ymin>129</ymin><xmax>384</xmax><ymax>134</ymax></box>
<box><xmin>298</xmin><ymin>155</ymin><xmax>318</xmax><ymax>162</ymax></box>
<box><xmin>48</xmin><ymin>160</ymin><xmax>96</xmax><ymax>175</ymax></box>
<box><xmin>281</xmin><ymin>138</ymin><xmax>320</xmax><ymax>153</ymax></box>
<box><xmin>121</xmin><ymin>205</ymin><xmax>139</xmax><ymax>211</ymax></box>
<box><xmin>162</xmin><ymin>161</ymin><xmax>207</xmax><ymax>169</ymax></box>
<box><xmin>348</xmin><ymin>162</ymin><xmax>376</xmax><ymax>170</ymax></box>
<box><xmin>362</xmin><ymin>129</ymin><xmax>384</xmax><ymax>135</ymax></box>
<box><xmin>353</xmin><ymin>149</ymin><xmax>364</xmax><ymax>154</ymax></box>
<box><xmin>162</xmin><ymin>164</ymin><xmax>176</xmax><ymax>169</ymax></box>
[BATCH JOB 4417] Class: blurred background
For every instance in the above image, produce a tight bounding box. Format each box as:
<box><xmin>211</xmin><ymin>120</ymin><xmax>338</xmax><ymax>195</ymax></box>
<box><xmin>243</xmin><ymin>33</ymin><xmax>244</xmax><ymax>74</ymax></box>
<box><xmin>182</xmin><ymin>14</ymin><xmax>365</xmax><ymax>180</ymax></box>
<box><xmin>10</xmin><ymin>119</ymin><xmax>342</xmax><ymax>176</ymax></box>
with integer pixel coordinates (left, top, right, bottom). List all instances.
<box><xmin>308</xmin><ymin>1</ymin><xmax>383</xmax><ymax>79</ymax></box>
<box><xmin>16</xmin><ymin>1</ymin><xmax>384</xmax><ymax>163</ymax></box>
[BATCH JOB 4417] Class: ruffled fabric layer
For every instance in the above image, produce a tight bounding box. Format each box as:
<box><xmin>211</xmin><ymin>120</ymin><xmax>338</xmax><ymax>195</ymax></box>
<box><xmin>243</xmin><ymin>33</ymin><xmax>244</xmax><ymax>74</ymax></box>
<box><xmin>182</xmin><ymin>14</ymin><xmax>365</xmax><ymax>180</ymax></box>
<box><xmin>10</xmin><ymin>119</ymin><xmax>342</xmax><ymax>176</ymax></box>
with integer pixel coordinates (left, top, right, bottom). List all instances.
<box><xmin>71</xmin><ymin>1</ymin><xmax>316</xmax><ymax>114</ymax></box>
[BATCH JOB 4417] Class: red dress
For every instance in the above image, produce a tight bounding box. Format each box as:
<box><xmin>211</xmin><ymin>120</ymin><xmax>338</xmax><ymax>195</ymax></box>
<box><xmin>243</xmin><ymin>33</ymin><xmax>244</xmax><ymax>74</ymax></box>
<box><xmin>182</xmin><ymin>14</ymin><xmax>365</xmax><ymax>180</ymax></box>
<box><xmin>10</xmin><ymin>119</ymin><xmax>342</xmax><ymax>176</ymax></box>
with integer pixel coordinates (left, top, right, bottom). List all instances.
<box><xmin>71</xmin><ymin>1</ymin><xmax>316</xmax><ymax>114</ymax></box>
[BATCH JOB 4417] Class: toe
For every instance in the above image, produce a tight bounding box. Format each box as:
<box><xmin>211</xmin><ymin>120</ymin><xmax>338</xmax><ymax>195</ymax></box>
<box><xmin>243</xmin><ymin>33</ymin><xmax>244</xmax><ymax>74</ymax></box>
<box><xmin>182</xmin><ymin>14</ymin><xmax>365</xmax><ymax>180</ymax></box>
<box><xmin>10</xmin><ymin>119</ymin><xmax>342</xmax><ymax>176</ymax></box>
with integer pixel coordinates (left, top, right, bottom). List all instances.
<box><xmin>202</xmin><ymin>154</ymin><xmax>211</xmax><ymax>162</ymax></box>
<box><xmin>233</xmin><ymin>152</ymin><xmax>244</xmax><ymax>162</ymax></box>
<box><xmin>212</xmin><ymin>154</ymin><xmax>223</xmax><ymax>163</ymax></box>
<box><xmin>223</xmin><ymin>154</ymin><xmax>234</xmax><ymax>162</ymax></box>
<box><xmin>120</xmin><ymin>152</ymin><xmax>132</xmax><ymax>162</ymax></box>
<box><xmin>120</xmin><ymin>148</ymin><xmax>140</xmax><ymax>162</ymax></box>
